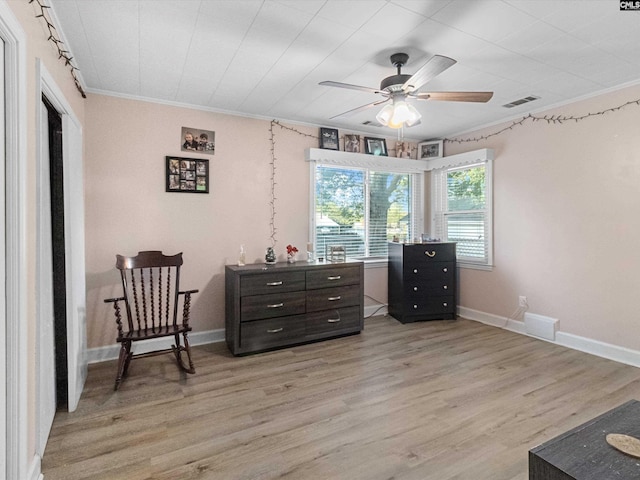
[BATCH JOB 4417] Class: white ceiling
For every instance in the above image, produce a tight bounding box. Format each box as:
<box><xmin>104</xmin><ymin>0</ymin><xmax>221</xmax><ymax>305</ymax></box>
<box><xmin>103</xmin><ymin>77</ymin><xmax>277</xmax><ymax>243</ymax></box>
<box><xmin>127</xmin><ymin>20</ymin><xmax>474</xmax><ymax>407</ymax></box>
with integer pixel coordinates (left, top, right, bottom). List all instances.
<box><xmin>48</xmin><ymin>0</ymin><xmax>640</xmax><ymax>141</ymax></box>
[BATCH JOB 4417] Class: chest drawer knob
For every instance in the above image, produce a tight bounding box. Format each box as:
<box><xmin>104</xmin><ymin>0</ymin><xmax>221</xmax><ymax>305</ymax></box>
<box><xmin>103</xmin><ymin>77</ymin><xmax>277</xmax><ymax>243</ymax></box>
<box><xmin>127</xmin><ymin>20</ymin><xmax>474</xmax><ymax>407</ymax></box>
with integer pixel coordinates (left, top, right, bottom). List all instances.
<box><xmin>443</xmin><ymin>267</ymin><xmax>448</xmax><ymax>273</ymax></box>
<box><xmin>327</xmin><ymin>275</ymin><xmax>341</xmax><ymax>281</ymax></box>
<box><xmin>413</xmin><ymin>286</ymin><xmax>418</xmax><ymax>291</ymax></box>
<box><xmin>443</xmin><ymin>302</ymin><xmax>448</xmax><ymax>307</ymax></box>
<box><xmin>413</xmin><ymin>304</ymin><xmax>418</xmax><ymax>309</ymax></box>
<box><xmin>267</xmin><ymin>302</ymin><xmax>284</xmax><ymax>308</ymax></box>
<box><xmin>266</xmin><ymin>281</ymin><xmax>283</xmax><ymax>286</ymax></box>
<box><xmin>328</xmin><ymin>296</ymin><xmax>341</xmax><ymax>301</ymax></box>
<box><xmin>413</xmin><ymin>269</ymin><xmax>418</xmax><ymax>274</ymax></box>
<box><xmin>267</xmin><ymin>327</ymin><xmax>283</xmax><ymax>333</ymax></box>
<box><xmin>425</xmin><ymin>250</ymin><xmax>436</xmax><ymax>257</ymax></box>
<box><xmin>443</xmin><ymin>285</ymin><xmax>448</xmax><ymax>290</ymax></box>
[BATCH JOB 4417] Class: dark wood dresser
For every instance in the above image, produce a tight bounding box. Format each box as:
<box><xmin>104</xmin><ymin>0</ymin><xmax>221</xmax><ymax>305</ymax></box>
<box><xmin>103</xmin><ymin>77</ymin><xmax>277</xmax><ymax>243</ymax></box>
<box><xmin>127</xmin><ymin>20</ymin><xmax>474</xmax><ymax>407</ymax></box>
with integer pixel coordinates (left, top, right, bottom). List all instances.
<box><xmin>225</xmin><ymin>260</ymin><xmax>364</xmax><ymax>355</ymax></box>
<box><xmin>387</xmin><ymin>242</ymin><xmax>457</xmax><ymax>323</ymax></box>
<box><xmin>529</xmin><ymin>400</ymin><xmax>640</xmax><ymax>479</ymax></box>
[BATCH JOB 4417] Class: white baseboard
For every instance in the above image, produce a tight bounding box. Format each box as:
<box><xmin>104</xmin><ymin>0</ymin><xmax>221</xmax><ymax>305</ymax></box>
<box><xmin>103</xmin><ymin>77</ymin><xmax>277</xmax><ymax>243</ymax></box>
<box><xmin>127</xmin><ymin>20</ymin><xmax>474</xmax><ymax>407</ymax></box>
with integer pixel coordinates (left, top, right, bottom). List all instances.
<box><xmin>365</xmin><ymin>304</ymin><xmax>387</xmax><ymax>318</ymax></box>
<box><xmin>87</xmin><ymin>328</ymin><xmax>225</xmax><ymax>364</ymax></box>
<box><xmin>458</xmin><ymin>306</ymin><xmax>640</xmax><ymax>368</ymax></box>
<box><xmin>28</xmin><ymin>454</ymin><xmax>43</xmax><ymax>480</ymax></box>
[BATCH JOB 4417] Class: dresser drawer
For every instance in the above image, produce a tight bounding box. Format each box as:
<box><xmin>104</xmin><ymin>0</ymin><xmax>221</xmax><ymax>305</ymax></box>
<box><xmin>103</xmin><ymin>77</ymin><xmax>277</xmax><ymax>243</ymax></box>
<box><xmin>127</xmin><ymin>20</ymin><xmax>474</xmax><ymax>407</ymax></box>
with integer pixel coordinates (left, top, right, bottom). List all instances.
<box><xmin>306</xmin><ymin>285</ymin><xmax>360</xmax><ymax>312</ymax></box>
<box><xmin>240</xmin><ymin>271</ymin><xmax>305</xmax><ymax>296</ymax></box>
<box><xmin>403</xmin><ymin>243</ymin><xmax>456</xmax><ymax>263</ymax></box>
<box><xmin>241</xmin><ymin>291</ymin><xmax>306</xmax><ymax>321</ymax></box>
<box><xmin>306</xmin><ymin>266</ymin><xmax>360</xmax><ymax>290</ymax></box>
<box><xmin>240</xmin><ymin>316</ymin><xmax>307</xmax><ymax>351</ymax></box>
<box><xmin>404</xmin><ymin>280</ymin><xmax>454</xmax><ymax>297</ymax></box>
<box><xmin>405</xmin><ymin>296</ymin><xmax>455</xmax><ymax>314</ymax></box>
<box><xmin>404</xmin><ymin>261</ymin><xmax>454</xmax><ymax>279</ymax></box>
<box><xmin>306</xmin><ymin>306</ymin><xmax>361</xmax><ymax>336</ymax></box>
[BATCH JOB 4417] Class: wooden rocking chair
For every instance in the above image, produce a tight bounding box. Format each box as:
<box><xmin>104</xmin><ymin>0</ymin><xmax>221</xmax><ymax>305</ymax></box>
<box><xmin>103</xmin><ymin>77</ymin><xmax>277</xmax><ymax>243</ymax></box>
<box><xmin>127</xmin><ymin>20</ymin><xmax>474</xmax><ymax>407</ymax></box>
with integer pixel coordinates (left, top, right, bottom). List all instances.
<box><xmin>104</xmin><ymin>251</ymin><xmax>198</xmax><ymax>390</ymax></box>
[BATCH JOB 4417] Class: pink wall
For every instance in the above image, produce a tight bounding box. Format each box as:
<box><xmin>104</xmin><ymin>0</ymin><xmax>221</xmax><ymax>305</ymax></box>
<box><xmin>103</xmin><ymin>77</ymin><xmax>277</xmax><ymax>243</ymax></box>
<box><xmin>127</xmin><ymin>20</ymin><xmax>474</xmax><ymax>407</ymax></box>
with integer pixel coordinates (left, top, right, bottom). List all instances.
<box><xmin>445</xmin><ymin>83</ymin><xmax>640</xmax><ymax>351</ymax></box>
<box><xmin>84</xmin><ymin>94</ymin><xmax>398</xmax><ymax>348</ymax></box>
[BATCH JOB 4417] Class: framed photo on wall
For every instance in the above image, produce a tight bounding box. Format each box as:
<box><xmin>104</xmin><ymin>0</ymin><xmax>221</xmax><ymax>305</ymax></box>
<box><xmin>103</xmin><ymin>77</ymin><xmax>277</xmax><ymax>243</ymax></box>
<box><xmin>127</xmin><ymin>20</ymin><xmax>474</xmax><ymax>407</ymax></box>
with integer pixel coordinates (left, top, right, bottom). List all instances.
<box><xmin>344</xmin><ymin>134</ymin><xmax>361</xmax><ymax>153</ymax></box>
<box><xmin>364</xmin><ymin>137</ymin><xmax>388</xmax><ymax>156</ymax></box>
<box><xmin>181</xmin><ymin>127</ymin><xmax>215</xmax><ymax>154</ymax></box>
<box><xmin>319</xmin><ymin>127</ymin><xmax>339</xmax><ymax>150</ymax></box>
<box><xmin>166</xmin><ymin>156</ymin><xmax>209</xmax><ymax>193</ymax></box>
<box><xmin>418</xmin><ymin>140</ymin><xmax>443</xmax><ymax>159</ymax></box>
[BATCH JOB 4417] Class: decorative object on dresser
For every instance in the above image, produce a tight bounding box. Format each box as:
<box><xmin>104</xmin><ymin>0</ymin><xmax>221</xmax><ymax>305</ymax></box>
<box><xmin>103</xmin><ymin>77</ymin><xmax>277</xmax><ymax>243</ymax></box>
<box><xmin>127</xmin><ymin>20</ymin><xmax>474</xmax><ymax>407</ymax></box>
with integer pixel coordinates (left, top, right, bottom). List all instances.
<box><xmin>225</xmin><ymin>260</ymin><xmax>364</xmax><ymax>355</ymax></box>
<box><xmin>387</xmin><ymin>242</ymin><xmax>457</xmax><ymax>323</ymax></box>
<box><xmin>265</xmin><ymin>247</ymin><xmax>276</xmax><ymax>264</ymax></box>
<box><xmin>103</xmin><ymin>251</ymin><xmax>198</xmax><ymax>390</ymax></box>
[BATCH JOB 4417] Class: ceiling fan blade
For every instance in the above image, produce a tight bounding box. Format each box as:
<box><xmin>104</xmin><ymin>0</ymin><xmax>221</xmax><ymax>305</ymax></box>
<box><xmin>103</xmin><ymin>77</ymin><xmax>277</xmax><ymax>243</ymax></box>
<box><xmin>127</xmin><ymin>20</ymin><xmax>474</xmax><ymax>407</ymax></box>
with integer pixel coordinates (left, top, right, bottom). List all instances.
<box><xmin>402</xmin><ymin>55</ymin><xmax>457</xmax><ymax>92</ymax></box>
<box><xmin>412</xmin><ymin>91</ymin><xmax>494</xmax><ymax>103</ymax></box>
<box><xmin>329</xmin><ymin>98</ymin><xmax>390</xmax><ymax>119</ymax></box>
<box><xmin>320</xmin><ymin>80</ymin><xmax>384</xmax><ymax>95</ymax></box>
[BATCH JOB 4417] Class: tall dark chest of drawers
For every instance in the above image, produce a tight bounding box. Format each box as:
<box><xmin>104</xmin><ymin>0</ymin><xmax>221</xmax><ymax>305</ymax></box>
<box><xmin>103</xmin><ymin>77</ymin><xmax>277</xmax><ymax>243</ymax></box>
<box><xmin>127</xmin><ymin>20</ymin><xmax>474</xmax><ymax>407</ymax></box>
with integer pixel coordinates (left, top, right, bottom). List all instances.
<box><xmin>387</xmin><ymin>242</ymin><xmax>457</xmax><ymax>323</ymax></box>
<box><xmin>225</xmin><ymin>260</ymin><xmax>364</xmax><ymax>355</ymax></box>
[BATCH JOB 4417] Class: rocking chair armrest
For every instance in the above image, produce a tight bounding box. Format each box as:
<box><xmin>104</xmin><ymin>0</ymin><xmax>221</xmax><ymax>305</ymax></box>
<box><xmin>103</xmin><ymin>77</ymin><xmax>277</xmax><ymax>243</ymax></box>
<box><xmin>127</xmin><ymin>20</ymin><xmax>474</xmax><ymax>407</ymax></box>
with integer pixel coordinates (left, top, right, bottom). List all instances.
<box><xmin>104</xmin><ymin>296</ymin><xmax>126</xmax><ymax>304</ymax></box>
<box><xmin>179</xmin><ymin>289</ymin><xmax>199</xmax><ymax>296</ymax></box>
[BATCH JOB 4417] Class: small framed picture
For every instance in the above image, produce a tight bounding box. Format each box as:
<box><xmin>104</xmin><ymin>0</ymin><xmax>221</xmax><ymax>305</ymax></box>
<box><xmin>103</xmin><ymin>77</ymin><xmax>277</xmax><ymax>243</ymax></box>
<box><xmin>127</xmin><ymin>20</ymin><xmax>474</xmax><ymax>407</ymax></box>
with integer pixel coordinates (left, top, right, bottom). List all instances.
<box><xmin>166</xmin><ymin>156</ymin><xmax>209</xmax><ymax>194</ymax></box>
<box><xmin>418</xmin><ymin>140</ymin><xmax>443</xmax><ymax>159</ymax></box>
<box><xmin>396</xmin><ymin>141</ymin><xmax>411</xmax><ymax>158</ymax></box>
<box><xmin>364</xmin><ymin>137</ymin><xmax>388</xmax><ymax>156</ymax></box>
<box><xmin>181</xmin><ymin>127</ymin><xmax>215</xmax><ymax>155</ymax></box>
<box><xmin>319</xmin><ymin>127</ymin><xmax>339</xmax><ymax>150</ymax></box>
<box><xmin>344</xmin><ymin>134</ymin><xmax>361</xmax><ymax>153</ymax></box>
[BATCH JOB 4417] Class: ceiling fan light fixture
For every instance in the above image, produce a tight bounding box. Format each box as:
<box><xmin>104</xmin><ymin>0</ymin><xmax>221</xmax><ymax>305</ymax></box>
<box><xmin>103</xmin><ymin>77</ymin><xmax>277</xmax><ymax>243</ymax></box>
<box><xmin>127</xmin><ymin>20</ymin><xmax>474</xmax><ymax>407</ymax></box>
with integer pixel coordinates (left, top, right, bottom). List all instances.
<box><xmin>379</xmin><ymin>97</ymin><xmax>422</xmax><ymax>129</ymax></box>
<box><xmin>375</xmin><ymin>103</ymin><xmax>394</xmax><ymax>126</ymax></box>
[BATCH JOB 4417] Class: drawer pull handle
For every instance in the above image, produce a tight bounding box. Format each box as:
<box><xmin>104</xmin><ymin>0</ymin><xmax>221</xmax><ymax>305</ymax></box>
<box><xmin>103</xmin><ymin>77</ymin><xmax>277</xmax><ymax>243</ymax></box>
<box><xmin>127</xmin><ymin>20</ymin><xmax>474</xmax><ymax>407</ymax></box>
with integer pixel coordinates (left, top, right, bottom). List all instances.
<box><xmin>327</xmin><ymin>318</ymin><xmax>341</xmax><ymax>323</ymax></box>
<box><xmin>327</xmin><ymin>275</ymin><xmax>341</xmax><ymax>280</ymax></box>
<box><xmin>267</xmin><ymin>303</ymin><xmax>284</xmax><ymax>308</ymax></box>
<box><xmin>443</xmin><ymin>268</ymin><xmax>448</xmax><ymax>273</ymax></box>
<box><xmin>413</xmin><ymin>304</ymin><xmax>418</xmax><ymax>309</ymax></box>
<box><xmin>328</xmin><ymin>296</ymin><xmax>341</xmax><ymax>301</ymax></box>
<box><xmin>443</xmin><ymin>302</ymin><xmax>448</xmax><ymax>307</ymax></box>
<box><xmin>266</xmin><ymin>281</ymin><xmax>283</xmax><ymax>286</ymax></box>
<box><xmin>413</xmin><ymin>286</ymin><xmax>418</xmax><ymax>291</ymax></box>
<box><xmin>267</xmin><ymin>327</ymin><xmax>283</xmax><ymax>333</ymax></box>
<box><xmin>443</xmin><ymin>285</ymin><xmax>448</xmax><ymax>290</ymax></box>
<box><xmin>413</xmin><ymin>269</ymin><xmax>418</xmax><ymax>274</ymax></box>
<box><xmin>425</xmin><ymin>251</ymin><xmax>436</xmax><ymax>257</ymax></box>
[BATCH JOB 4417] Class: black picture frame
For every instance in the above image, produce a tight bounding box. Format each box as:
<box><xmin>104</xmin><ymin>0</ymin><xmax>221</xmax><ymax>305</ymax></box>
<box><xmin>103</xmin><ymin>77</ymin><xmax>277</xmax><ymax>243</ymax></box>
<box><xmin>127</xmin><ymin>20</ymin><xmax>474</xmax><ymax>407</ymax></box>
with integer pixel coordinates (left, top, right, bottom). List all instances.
<box><xmin>166</xmin><ymin>156</ymin><xmax>209</xmax><ymax>194</ymax></box>
<box><xmin>319</xmin><ymin>127</ymin><xmax>339</xmax><ymax>150</ymax></box>
<box><xmin>364</xmin><ymin>137</ymin><xmax>388</xmax><ymax>156</ymax></box>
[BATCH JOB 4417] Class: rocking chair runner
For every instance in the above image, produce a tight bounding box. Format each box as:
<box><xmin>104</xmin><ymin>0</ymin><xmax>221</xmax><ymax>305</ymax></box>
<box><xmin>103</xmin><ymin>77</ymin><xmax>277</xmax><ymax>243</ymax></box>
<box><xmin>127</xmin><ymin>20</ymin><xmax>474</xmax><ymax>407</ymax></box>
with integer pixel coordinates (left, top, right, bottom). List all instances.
<box><xmin>104</xmin><ymin>251</ymin><xmax>198</xmax><ymax>390</ymax></box>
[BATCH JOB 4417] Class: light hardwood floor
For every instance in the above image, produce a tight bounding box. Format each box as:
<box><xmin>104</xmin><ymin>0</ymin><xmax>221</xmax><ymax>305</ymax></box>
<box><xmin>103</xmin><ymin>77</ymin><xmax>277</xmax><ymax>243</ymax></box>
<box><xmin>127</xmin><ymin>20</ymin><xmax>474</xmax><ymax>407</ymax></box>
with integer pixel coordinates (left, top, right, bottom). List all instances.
<box><xmin>42</xmin><ymin>316</ymin><xmax>640</xmax><ymax>480</ymax></box>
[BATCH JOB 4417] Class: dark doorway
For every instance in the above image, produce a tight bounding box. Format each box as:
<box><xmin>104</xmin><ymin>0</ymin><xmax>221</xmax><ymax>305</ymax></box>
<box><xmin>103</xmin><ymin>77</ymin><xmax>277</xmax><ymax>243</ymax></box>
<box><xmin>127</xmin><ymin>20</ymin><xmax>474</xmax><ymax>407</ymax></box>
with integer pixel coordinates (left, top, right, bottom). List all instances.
<box><xmin>43</xmin><ymin>95</ymin><xmax>68</xmax><ymax>408</ymax></box>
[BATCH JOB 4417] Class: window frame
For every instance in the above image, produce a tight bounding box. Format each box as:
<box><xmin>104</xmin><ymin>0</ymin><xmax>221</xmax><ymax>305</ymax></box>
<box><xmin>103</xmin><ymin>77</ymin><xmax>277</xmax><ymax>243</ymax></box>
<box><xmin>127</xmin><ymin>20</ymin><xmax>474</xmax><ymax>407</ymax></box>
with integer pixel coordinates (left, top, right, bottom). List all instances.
<box><xmin>431</xmin><ymin>159</ymin><xmax>493</xmax><ymax>270</ymax></box>
<box><xmin>309</xmin><ymin>157</ymin><xmax>424</xmax><ymax>266</ymax></box>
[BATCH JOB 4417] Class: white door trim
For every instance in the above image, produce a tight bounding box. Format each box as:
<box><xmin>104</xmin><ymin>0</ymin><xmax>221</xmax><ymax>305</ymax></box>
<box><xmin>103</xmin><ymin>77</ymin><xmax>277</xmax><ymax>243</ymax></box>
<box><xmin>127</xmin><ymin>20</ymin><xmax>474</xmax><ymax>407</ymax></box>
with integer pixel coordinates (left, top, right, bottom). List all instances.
<box><xmin>0</xmin><ymin>2</ymin><xmax>28</xmax><ymax>479</ymax></box>
<box><xmin>36</xmin><ymin>60</ymin><xmax>87</xmax><ymax>415</ymax></box>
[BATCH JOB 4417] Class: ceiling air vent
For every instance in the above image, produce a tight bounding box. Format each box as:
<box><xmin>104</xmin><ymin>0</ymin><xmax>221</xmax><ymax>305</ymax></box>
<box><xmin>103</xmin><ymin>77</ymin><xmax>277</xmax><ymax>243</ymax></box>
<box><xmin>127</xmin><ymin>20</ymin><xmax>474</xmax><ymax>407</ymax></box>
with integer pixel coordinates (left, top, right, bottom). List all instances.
<box><xmin>362</xmin><ymin>120</ymin><xmax>383</xmax><ymax>127</ymax></box>
<box><xmin>503</xmin><ymin>95</ymin><xmax>540</xmax><ymax>108</ymax></box>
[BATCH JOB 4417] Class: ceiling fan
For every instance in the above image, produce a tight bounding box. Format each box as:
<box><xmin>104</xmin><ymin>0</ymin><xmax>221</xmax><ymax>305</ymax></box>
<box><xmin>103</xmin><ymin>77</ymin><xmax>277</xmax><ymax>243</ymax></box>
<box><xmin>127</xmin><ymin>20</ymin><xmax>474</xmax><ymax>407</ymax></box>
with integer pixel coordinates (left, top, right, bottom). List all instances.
<box><xmin>320</xmin><ymin>52</ymin><xmax>493</xmax><ymax>128</ymax></box>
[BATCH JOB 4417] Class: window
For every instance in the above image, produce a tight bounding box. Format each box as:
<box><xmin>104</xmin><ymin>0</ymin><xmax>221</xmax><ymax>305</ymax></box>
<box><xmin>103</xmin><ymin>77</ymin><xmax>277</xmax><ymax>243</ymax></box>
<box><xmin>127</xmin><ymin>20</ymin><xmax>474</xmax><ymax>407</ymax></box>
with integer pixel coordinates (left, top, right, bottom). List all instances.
<box><xmin>432</xmin><ymin>160</ymin><xmax>493</xmax><ymax>268</ymax></box>
<box><xmin>313</xmin><ymin>164</ymin><xmax>422</xmax><ymax>261</ymax></box>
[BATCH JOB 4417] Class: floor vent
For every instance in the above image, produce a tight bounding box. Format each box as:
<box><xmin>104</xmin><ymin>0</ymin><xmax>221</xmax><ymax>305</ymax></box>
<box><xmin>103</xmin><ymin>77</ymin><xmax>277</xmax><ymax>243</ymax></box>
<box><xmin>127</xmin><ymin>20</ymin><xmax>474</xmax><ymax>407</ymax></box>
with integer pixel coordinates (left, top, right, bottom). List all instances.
<box><xmin>524</xmin><ymin>312</ymin><xmax>558</xmax><ymax>341</ymax></box>
<box><xmin>503</xmin><ymin>95</ymin><xmax>540</xmax><ymax>108</ymax></box>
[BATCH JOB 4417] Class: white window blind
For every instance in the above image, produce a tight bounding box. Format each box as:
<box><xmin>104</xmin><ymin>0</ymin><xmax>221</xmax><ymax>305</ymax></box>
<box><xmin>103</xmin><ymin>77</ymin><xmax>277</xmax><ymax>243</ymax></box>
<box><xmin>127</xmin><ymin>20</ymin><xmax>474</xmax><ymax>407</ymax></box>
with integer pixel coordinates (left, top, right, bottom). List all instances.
<box><xmin>313</xmin><ymin>164</ymin><xmax>422</xmax><ymax>260</ymax></box>
<box><xmin>432</xmin><ymin>160</ymin><xmax>493</xmax><ymax>268</ymax></box>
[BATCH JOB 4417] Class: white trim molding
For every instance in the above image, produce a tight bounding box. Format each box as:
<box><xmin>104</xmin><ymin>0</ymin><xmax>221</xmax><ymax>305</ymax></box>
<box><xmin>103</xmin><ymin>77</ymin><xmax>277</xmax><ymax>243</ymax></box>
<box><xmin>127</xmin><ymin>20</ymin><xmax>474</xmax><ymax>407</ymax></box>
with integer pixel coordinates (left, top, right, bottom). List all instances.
<box><xmin>458</xmin><ymin>306</ymin><xmax>640</xmax><ymax>368</ymax></box>
<box><xmin>87</xmin><ymin>329</ymin><xmax>226</xmax><ymax>364</ymax></box>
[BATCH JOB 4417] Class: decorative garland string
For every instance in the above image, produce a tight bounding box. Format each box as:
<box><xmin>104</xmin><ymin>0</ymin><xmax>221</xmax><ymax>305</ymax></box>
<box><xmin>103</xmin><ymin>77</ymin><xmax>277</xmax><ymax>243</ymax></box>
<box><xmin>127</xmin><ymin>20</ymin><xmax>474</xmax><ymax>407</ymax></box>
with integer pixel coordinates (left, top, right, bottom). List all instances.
<box><xmin>30</xmin><ymin>0</ymin><xmax>86</xmax><ymax>98</ymax></box>
<box><xmin>446</xmin><ymin>98</ymin><xmax>640</xmax><ymax>144</ymax></box>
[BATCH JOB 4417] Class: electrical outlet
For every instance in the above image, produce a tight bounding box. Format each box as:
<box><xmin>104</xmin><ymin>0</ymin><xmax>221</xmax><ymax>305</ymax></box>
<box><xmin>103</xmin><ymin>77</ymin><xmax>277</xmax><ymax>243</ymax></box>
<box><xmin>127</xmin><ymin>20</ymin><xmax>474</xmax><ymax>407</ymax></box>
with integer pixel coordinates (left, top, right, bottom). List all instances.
<box><xmin>519</xmin><ymin>296</ymin><xmax>528</xmax><ymax>307</ymax></box>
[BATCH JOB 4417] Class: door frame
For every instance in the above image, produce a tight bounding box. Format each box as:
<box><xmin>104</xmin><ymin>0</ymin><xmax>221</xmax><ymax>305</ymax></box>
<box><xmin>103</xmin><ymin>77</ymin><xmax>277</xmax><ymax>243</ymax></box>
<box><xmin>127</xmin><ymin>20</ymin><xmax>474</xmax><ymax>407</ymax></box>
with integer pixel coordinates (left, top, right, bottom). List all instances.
<box><xmin>36</xmin><ymin>60</ymin><xmax>87</xmax><ymax>417</ymax></box>
<box><xmin>0</xmin><ymin>3</ymin><xmax>28</xmax><ymax>480</ymax></box>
